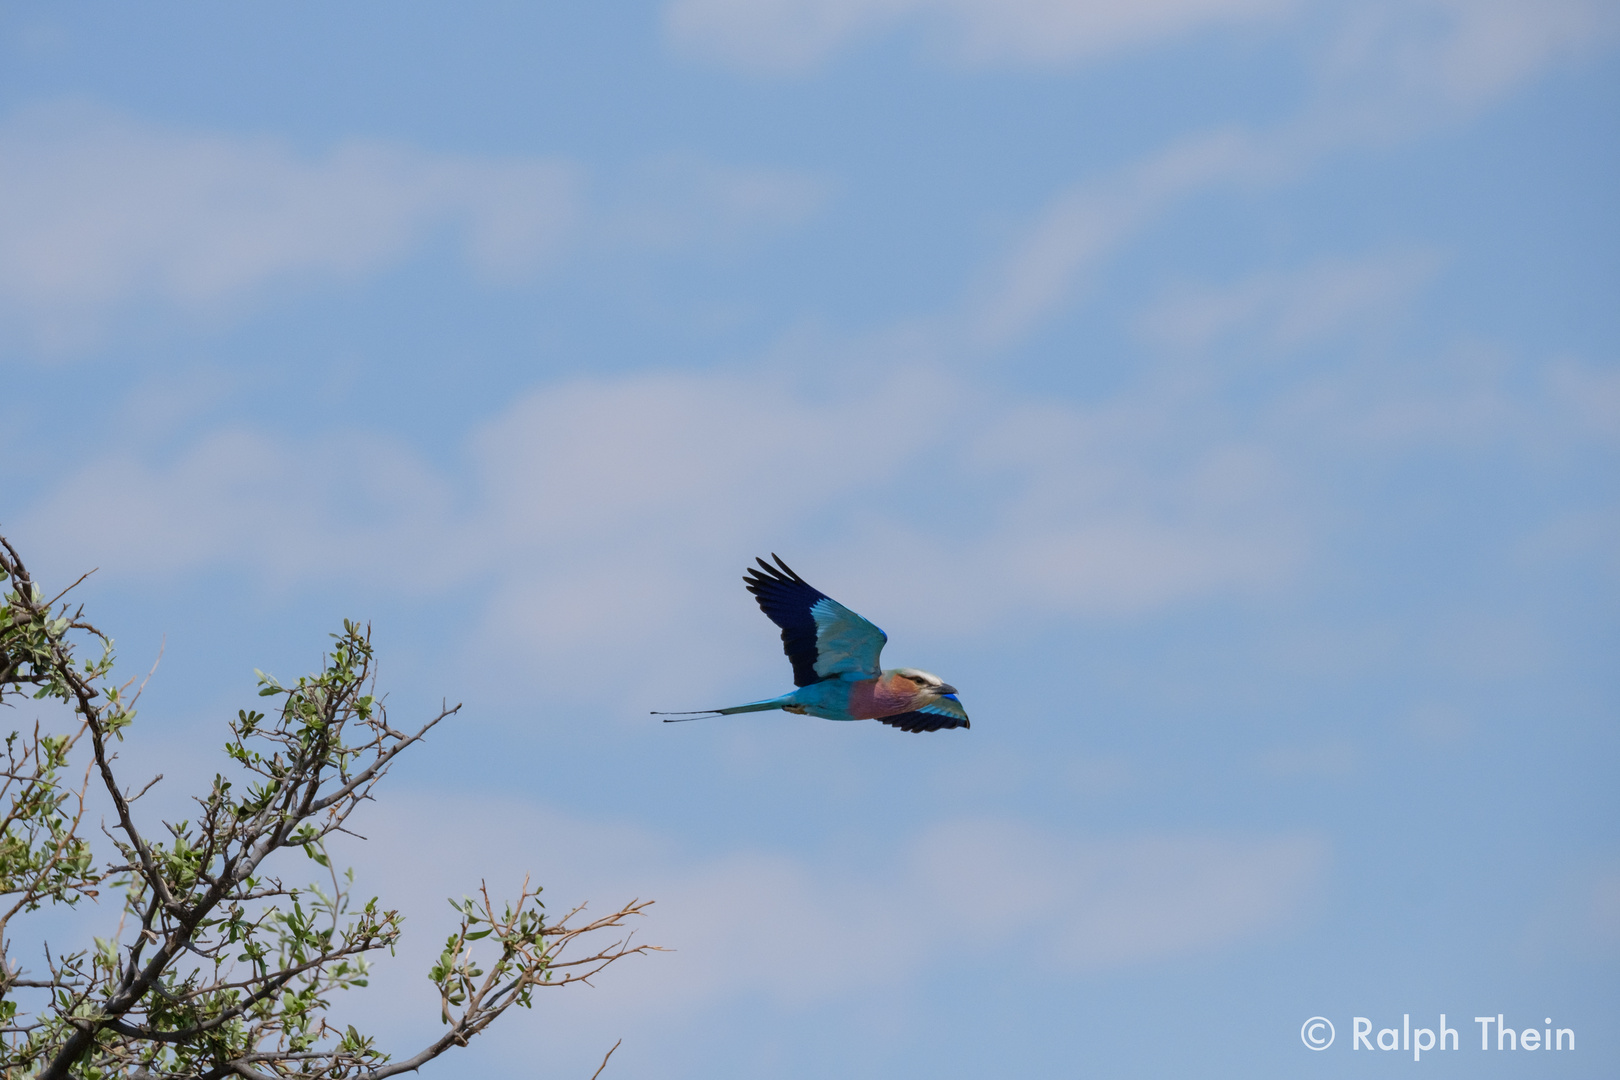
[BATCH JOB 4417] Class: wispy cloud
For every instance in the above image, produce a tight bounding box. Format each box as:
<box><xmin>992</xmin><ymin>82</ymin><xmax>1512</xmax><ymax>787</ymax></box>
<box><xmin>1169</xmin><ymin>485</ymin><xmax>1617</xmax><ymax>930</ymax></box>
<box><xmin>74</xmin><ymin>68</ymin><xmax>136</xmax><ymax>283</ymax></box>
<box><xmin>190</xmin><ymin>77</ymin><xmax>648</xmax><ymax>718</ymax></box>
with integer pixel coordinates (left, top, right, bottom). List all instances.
<box><xmin>665</xmin><ymin>0</ymin><xmax>1296</xmax><ymax>75</ymax></box>
<box><xmin>601</xmin><ymin>156</ymin><xmax>832</xmax><ymax>255</ymax></box>
<box><xmin>0</xmin><ymin>102</ymin><xmax>579</xmax><ymax>351</ymax></box>
<box><xmin>1321</xmin><ymin>0</ymin><xmax>1620</xmax><ymax>115</ymax></box>
<box><xmin>16</xmin><ymin>359</ymin><xmax>1305</xmax><ymax>703</ymax></box>
<box><xmin>0</xmin><ymin>104</ymin><xmax>829</xmax><ymax>353</ymax></box>
<box><xmin>961</xmin><ymin>0</ymin><xmax>1615</xmax><ymax>346</ymax></box>
<box><xmin>17</xmin><ymin>427</ymin><xmax>460</xmax><ymax>586</ymax></box>
<box><xmin>322</xmin><ymin>797</ymin><xmax>1325</xmax><ymax>1067</ymax></box>
<box><xmin>22</xmin><ymin>334</ymin><xmax>1607</xmax><ymax>702</ymax></box>
<box><xmin>1137</xmin><ymin>248</ymin><xmax>1443</xmax><ymax>353</ymax></box>
<box><xmin>666</xmin><ymin>0</ymin><xmax>1617</xmax><ymax>88</ymax></box>
<box><xmin>969</xmin><ymin>129</ymin><xmax>1279</xmax><ymax>345</ymax></box>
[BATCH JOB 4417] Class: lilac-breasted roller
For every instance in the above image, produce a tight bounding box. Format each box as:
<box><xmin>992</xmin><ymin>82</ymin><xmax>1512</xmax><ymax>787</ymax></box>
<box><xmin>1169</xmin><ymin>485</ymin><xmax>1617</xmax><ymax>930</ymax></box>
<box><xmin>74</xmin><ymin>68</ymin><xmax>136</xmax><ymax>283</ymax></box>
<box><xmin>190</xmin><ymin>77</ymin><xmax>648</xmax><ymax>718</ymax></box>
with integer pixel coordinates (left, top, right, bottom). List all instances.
<box><xmin>655</xmin><ymin>555</ymin><xmax>970</xmax><ymax>734</ymax></box>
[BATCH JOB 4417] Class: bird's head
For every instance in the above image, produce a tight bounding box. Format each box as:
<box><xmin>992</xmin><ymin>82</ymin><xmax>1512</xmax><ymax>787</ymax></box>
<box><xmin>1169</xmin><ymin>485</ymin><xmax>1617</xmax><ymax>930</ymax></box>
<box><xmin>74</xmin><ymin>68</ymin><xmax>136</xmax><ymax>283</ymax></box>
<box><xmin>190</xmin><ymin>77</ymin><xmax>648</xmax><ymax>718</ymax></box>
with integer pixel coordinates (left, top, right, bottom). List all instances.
<box><xmin>887</xmin><ymin>667</ymin><xmax>959</xmax><ymax>701</ymax></box>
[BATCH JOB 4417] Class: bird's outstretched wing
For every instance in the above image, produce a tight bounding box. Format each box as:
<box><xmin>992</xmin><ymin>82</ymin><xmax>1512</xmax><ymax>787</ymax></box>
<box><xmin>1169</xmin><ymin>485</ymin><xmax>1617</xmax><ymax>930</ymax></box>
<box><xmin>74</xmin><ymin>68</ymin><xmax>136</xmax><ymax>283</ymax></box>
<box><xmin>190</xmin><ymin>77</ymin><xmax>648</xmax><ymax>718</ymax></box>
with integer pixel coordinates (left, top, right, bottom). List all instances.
<box><xmin>876</xmin><ymin>696</ymin><xmax>971</xmax><ymax>734</ymax></box>
<box><xmin>743</xmin><ymin>555</ymin><xmax>887</xmax><ymax>686</ymax></box>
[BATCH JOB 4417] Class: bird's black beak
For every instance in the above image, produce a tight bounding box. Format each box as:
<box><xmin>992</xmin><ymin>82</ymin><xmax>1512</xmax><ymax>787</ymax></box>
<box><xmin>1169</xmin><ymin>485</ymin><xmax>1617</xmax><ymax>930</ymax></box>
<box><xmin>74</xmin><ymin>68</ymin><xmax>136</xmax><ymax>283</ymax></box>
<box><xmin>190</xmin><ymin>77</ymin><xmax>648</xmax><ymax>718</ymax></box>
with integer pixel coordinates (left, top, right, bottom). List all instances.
<box><xmin>937</xmin><ymin>683</ymin><xmax>958</xmax><ymax>696</ymax></box>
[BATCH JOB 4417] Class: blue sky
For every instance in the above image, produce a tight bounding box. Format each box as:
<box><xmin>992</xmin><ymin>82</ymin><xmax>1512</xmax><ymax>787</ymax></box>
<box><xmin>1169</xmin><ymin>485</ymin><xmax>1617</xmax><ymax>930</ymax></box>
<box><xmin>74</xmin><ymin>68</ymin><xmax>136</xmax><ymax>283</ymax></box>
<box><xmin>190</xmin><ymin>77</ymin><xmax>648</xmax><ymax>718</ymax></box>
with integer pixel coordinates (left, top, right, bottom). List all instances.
<box><xmin>2</xmin><ymin>1</ymin><xmax>1617</xmax><ymax>1076</ymax></box>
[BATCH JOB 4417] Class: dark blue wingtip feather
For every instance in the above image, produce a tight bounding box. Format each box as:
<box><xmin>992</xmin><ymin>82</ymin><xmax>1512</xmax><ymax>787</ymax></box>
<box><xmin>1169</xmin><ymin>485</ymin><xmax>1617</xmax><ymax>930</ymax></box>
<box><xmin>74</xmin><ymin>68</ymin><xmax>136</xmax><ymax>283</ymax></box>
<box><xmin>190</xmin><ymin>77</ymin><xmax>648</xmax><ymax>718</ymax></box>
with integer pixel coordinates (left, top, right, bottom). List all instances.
<box><xmin>742</xmin><ymin>555</ymin><xmax>831</xmax><ymax>687</ymax></box>
<box><xmin>876</xmin><ymin>708</ymin><xmax>971</xmax><ymax>733</ymax></box>
<box><xmin>941</xmin><ymin>693</ymin><xmax>960</xmax><ymax>701</ymax></box>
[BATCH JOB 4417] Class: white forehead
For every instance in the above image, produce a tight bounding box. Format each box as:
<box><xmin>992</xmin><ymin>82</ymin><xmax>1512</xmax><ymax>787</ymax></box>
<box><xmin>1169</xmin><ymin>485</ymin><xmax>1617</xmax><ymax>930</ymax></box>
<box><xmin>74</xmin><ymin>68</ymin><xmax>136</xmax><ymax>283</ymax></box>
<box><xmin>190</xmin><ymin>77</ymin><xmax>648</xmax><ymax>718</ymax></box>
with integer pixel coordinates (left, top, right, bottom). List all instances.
<box><xmin>894</xmin><ymin>667</ymin><xmax>940</xmax><ymax>682</ymax></box>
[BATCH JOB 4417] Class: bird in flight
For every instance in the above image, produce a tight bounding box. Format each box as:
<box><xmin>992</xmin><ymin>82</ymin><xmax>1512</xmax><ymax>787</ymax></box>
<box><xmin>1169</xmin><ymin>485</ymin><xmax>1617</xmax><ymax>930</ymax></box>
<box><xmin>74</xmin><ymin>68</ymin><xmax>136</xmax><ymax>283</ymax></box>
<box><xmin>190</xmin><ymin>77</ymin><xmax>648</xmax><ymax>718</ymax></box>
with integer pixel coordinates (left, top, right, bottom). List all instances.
<box><xmin>655</xmin><ymin>555</ymin><xmax>970</xmax><ymax>733</ymax></box>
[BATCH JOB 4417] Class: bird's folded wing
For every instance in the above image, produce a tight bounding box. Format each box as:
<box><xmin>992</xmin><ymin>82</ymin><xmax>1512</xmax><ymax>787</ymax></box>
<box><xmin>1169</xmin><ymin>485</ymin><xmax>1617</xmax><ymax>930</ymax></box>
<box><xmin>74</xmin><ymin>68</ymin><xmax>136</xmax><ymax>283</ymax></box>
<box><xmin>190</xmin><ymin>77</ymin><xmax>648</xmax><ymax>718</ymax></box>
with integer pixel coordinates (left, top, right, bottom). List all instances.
<box><xmin>744</xmin><ymin>556</ymin><xmax>887</xmax><ymax>686</ymax></box>
<box><xmin>877</xmin><ymin>696</ymin><xmax>970</xmax><ymax>733</ymax></box>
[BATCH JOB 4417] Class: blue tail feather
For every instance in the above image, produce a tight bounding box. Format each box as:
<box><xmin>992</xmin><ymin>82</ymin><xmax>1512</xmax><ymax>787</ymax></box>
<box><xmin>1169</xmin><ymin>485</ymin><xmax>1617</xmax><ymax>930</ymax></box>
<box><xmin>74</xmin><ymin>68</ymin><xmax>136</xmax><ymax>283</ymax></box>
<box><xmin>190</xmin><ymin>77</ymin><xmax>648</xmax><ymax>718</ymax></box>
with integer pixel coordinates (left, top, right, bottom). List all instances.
<box><xmin>652</xmin><ymin>697</ymin><xmax>787</xmax><ymax>722</ymax></box>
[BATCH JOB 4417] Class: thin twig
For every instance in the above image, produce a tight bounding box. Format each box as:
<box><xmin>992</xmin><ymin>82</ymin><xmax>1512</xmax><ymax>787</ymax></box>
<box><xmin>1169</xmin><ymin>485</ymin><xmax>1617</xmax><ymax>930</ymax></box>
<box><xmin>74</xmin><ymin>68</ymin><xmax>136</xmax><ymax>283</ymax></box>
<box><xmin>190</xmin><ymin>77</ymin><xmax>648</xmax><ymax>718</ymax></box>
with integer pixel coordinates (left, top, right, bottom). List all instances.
<box><xmin>590</xmin><ymin>1038</ymin><xmax>623</xmax><ymax>1080</ymax></box>
<box><xmin>42</xmin><ymin>569</ymin><xmax>97</xmax><ymax>611</ymax></box>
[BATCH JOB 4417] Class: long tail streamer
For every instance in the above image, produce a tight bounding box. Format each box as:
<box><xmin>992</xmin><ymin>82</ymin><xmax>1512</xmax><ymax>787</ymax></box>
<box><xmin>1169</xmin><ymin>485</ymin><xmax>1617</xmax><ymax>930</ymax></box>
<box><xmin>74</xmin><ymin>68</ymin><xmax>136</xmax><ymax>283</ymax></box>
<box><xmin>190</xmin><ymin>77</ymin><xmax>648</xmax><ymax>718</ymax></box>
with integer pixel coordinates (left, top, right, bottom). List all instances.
<box><xmin>651</xmin><ymin>710</ymin><xmax>721</xmax><ymax>723</ymax></box>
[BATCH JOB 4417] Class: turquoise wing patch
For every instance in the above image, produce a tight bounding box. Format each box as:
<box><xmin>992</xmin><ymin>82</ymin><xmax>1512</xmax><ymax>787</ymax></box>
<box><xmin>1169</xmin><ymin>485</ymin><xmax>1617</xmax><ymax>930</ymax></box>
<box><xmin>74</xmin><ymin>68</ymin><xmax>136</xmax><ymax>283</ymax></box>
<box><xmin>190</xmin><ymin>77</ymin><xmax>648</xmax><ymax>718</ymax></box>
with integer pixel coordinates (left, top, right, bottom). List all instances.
<box><xmin>809</xmin><ymin>597</ymin><xmax>887</xmax><ymax>679</ymax></box>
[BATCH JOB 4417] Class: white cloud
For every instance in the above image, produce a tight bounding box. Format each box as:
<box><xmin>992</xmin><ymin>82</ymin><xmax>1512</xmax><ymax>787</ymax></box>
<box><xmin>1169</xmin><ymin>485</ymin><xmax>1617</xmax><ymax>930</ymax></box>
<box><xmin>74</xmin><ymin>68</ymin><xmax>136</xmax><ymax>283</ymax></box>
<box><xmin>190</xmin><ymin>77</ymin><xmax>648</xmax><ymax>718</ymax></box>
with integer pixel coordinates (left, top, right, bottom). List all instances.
<box><xmin>946</xmin><ymin>0</ymin><xmax>1295</xmax><ymax>65</ymax></box>
<box><xmin>664</xmin><ymin>0</ymin><xmax>1295</xmax><ymax>75</ymax></box>
<box><xmin>0</xmin><ymin>103</ymin><xmax>580</xmax><ymax>350</ymax></box>
<box><xmin>321</xmin><ymin>796</ymin><xmax>1325</xmax><ymax>1067</ymax></box>
<box><xmin>1275</xmin><ymin>346</ymin><xmax>1620</xmax><ymax>458</ymax></box>
<box><xmin>1137</xmin><ymin>249</ymin><xmax>1444</xmax><ymax>352</ymax></box>
<box><xmin>18</xmin><ymin>360</ymin><xmax>1301</xmax><ymax>706</ymax></box>
<box><xmin>0</xmin><ymin>104</ymin><xmax>829</xmax><ymax>353</ymax></box>
<box><xmin>1547</xmin><ymin>361</ymin><xmax>1620</xmax><ymax>444</ymax></box>
<box><xmin>969</xmin><ymin>128</ymin><xmax>1281</xmax><ymax>346</ymax></box>
<box><xmin>602</xmin><ymin>157</ymin><xmax>833</xmax><ymax>254</ymax></box>
<box><xmin>18</xmin><ymin>339</ymin><xmax>1608</xmax><ymax>713</ymax></box>
<box><xmin>666</xmin><ymin>0</ymin><xmax>1618</xmax><ymax>93</ymax></box>
<box><xmin>952</xmin><ymin>0</ymin><xmax>1615</xmax><ymax>346</ymax></box>
<box><xmin>1323</xmin><ymin>0</ymin><xmax>1620</xmax><ymax>115</ymax></box>
<box><xmin>906</xmin><ymin>819</ymin><xmax>1324</xmax><ymax>969</ymax></box>
<box><xmin>17</xmin><ymin>427</ymin><xmax>461</xmax><ymax>587</ymax></box>
<box><xmin>666</xmin><ymin>0</ymin><xmax>911</xmax><ymax>74</ymax></box>
<box><xmin>931</xmin><ymin>394</ymin><xmax>1299</xmax><ymax>618</ymax></box>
